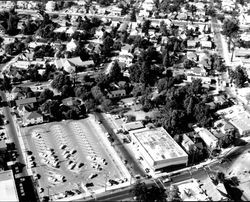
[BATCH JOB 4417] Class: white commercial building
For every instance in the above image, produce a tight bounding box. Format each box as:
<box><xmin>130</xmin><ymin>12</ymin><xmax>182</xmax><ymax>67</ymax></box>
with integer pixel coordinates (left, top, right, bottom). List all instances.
<box><xmin>0</xmin><ymin>170</ymin><xmax>19</xmax><ymax>202</ymax></box>
<box><xmin>131</xmin><ymin>127</ymin><xmax>188</xmax><ymax>171</ymax></box>
<box><xmin>194</xmin><ymin>127</ymin><xmax>218</xmax><ymax>150</ymax></box>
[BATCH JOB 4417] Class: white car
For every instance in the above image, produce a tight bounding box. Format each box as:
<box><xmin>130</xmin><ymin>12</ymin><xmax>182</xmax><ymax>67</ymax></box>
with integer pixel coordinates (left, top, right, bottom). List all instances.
<box><xmin>68</xmin><ymin>163</ymin><xmax>76</xmax><ymax>170</ymax></box>
<box><xmin>48</xmin><ymin>176</ymin><xmax>57</xmax><ymax>183</ymax></box>
<box><xmin>54</xmin><ymin>193</ymin><xmax>66</xmax><ymax>200</ymax></box>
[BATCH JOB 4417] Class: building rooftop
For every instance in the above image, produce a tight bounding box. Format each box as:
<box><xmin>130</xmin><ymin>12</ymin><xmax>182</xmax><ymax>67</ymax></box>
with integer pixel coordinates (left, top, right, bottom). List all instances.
<box><xmin>217</xmin><ymin>105</ymin><xmax>250</xmax><ymax>133</ymax></box>
<box><xmin>123</xmin><ymin>121</ymin><xmax>144</xmax><ymax>131</ymax></box>
<box><xmin>0</xmin><ymin>170</ymin><xmax>19</xmax><ymax>202</ymax></box>
<box><xmin>132</xmin><ymin>127</ymin><xmax>188</xmax><ymax>162</ymax></box>
<box><xmin>15</xmin><ymin>97</ymin><xmax>37</xmax><ymax>106</ymax></box>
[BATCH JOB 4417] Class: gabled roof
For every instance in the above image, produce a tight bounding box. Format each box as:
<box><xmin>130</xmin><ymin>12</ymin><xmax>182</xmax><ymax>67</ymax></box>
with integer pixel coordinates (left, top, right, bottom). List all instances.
<box><xmin>25</xmin><ymin>111</ymin><xmax>43</xmax><ymax>120</ymax></box>
<box><xmin>62</xmin><ymin>97</ymin><xmax>81</xmax><ymax>106</ymax></box>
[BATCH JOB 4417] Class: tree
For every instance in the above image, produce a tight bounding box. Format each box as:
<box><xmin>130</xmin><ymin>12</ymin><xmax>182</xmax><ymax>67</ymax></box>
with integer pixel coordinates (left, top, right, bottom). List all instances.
<box><xmin>142</xmin><ymin>20</ymin><xmax>151</xmax><ymax>35</ymax></box>
<box><xmin>39</xmin><ymin>88</ymin><xmax>54</xmax><ymax>102</ymax></box>
<box><xmin>167</xmin><ymin>185</ymin><xmax>182</xmax><ymax>202</ymax></box>
<box><xmin>140</xmin><ymin>62</ymin><xmax>152</xmax><ymax>85</ymax></box>
<box><xmin>101</xmin><ymin>98</ymin><xmax>112</xmax><ymax>112</ymax></box>
<box><xmin>91</xmin><ymin>86</ymin><xmax>104</xmax><ymax>103</ymax></box>
<box><xmin>109</xmin><ymin>61</ymin><xmax>122</xmax><ymax>82</ymax></box>
<box><xmin>130</xmin><ymin>8</ymin><xmax>136</xmax><ymax>22</ymax></box>
<box><xmin>85</xmin><ymin>98</ymin><xmax>96</xmax><ymax>112</ymax></box>
<box><xmin>7</xmin><ymin>10</ymin><xmax>19</xmax><ymax>35</ymax></box>
<box><xmin>132</xmin><ymin>181</ymin><xmax>167</xmax><ymax>202</ymax></box>
<box><xmin>40</xmin><ymin>100</ymin><xmax>62</xmax><ymax>120</ymax></box>
<box><xmin>74</xmin><ymin>86</ymin><xmax>90</xmax><ymax>101</ymax></box>
<box><xmin>126</xmin><ymin>115</ymin><xmax>136</xmax><ymax>122</ymax></box>
<box><xmin>61</xmin><ymin>85</ymin><xmax>73</xmax><ymax>98</ymax></box>
<box><xmin>1</xmin><ymin>75</ymin><xmax>12</xmax><ymax>91</ymax></box>
<box><xmin>51</xmin><ymin>73</ymin><xmax>72</xmax><ymax>92</ymax></box>
<box><xmin>102</xmin><ymin>35</ymin><xmax>114</xmax><ymax>56</ymax></box>
<box><xmin>230</xmin><ymin>66</ymin><xmax>248</xmax><ymax>88</ymax></box>
<box><xmin>222</xmin><ymin>18</ymin><xmax>239</xmax><ymax>61</ymax></box>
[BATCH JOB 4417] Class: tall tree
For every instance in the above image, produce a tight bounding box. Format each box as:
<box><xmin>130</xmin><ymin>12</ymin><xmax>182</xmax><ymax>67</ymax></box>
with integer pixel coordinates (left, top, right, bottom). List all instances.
<box><xmin>130</xmin><ymin>8</ymin><xmax>137</xmax><ymax>22</ymax></box>
<box><xmin>142</xmin><ymin>20</ymin><xmax>151</xmax><ymax>35</ymax></box>
<box><xmin>222</xmin><ymin>18</ymin><xmax>239</xmax><ymax>61</ymax></box>
<box><xmin>109</xmin><ymin>61</ymin><xmax>122</xmax><ymax>82</ymax></box>
<box><xmin>51</xmin><ymin>73</ymin><xmax>72</xmax><ymax>92</ymax></box>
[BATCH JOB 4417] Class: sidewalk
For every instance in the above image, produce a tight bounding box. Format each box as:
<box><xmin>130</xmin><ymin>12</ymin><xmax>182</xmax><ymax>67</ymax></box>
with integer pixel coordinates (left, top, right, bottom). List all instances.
<box><xmin>13</xmin><ymin>115</ymin><xmax>33</xmax><ymax>176</ymax></box>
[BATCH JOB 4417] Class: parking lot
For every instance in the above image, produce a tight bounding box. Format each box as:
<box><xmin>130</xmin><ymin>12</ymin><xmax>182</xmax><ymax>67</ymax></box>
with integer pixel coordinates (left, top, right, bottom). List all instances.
<box><xmin>22</xmin><ymin>117</ymin><xmax>127</xmax><ymax>200</ymax></box>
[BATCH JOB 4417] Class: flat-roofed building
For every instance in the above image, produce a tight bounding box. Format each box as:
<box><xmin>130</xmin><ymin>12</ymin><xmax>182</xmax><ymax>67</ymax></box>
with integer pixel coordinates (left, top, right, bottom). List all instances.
<box><xmin>0</xmin><ymin>170</ymin><xmax>19</xmax><ymax>201</ymax></box>
<box><xmin>131</xmin><ymin>127</ymin><xmax>188</xmax><ymax>170</ymax></box>
<box><xmin>217</xmin><ymin>105</ymin><xmax>250</xmax><ymax>136</ymax></box>
<box><xmin>181</xmin><ymin>134</ymin><xmax>195</xmax><ymax>154</ymax></box>
<box><xmin>123</xmin><ymin>121</ymin><xmax>144</xmax><ymax>132</ymax></box>
<box><xmin>194</xmin><ymin>127</ymin><xmax>218</xmax><ymax>150</ymax></box>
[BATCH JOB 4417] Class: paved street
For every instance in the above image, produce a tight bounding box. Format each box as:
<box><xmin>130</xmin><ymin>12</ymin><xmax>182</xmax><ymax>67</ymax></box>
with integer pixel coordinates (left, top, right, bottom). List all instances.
<box><xmin>0</xmin><ymin>91</ymin><xmax>28</xmax><ymax>177</ymax></box>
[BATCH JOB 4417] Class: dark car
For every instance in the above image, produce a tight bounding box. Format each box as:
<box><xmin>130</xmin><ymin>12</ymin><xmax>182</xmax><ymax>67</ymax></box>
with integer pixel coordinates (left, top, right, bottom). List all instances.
<box><xmin>85</xmin><ymin>183</ymin><xmax>94</xmax><ymax>187</ymax></box>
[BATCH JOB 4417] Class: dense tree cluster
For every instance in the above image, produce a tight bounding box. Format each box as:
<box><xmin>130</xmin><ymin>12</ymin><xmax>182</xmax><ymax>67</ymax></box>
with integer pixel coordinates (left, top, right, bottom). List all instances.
<box><xmin>229</xmin><ymin>66</ymin><xmax>248</xmax><ymax>88</ymax></box>
<box><xmin>5</xmin><ymin>39</ymin><xmax>25</xmax><ymax>55</ymax></box>
<box><xmin>151</xmin><ymin>78</ymin><xmax>214</xmax><ymax>135</ymax></box>
<box><xmin>133</xmin><ymin>182</ymin><xmax>167</xmax><ymax>202</ymax></box>
<box><xmin>33</xmin><ymin>44</ymin><xmax>55</xmax><ymax>58</ymax></box>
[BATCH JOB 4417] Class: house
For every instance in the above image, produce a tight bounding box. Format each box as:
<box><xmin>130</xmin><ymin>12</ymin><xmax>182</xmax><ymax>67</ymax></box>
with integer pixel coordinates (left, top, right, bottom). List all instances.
<box><xmin>118</xmin><ymin>22</ymin><xmax>129</xmax><ymax>32</ymax></box>
<box><xmin>17</xmin><ymin>105</ymin><xmax>32</xmax><ymax>117</ymax></box>
<box><xmin>66</xmin><ymin>39</ymin><xmax>78</xmax><ymax>52</ymax></box>
<box><xmin>200</xmin><ymin>40</ymin><xmax>212</xmax><ymax>49</ymax></box>
<box><xmin>15</xmin><ymin>97</ymin><xmax>37</xmax><ymax>108</ymax></box>
<box><xmin>121</xmin><ymin>44</ymin><xmax>133</xmax><ymax>54</ymax></box>
<box><xmin>142</xmin><ymin>0</ymin><xmax>154</xmax><ymax>11</ymax></box>
<box><xmin>214</xmin><ymin>119</ymin><xmax>235</xmax><ymax>134</ymax></box>
<box><xmin>66</xmin><ymin>27</ymin><xmax>77</xmax><ymax>36</ymax></box>
<box><xmin>234</xmin><ymin>48</ymin><xmax>250</xmax><ymax>58</ymax></box>
<box><xmin>23</xmin><ymin>111</ymin><xmax>43</xmax><ymax>126</ymax></box>
<box><xmin>118</xmin><ymin>53</ymin><xmax>133</xmax><ymax>67</ymax></box>
<box><xmin>107</xmin><ymin>89</ymin><xmax>126</xmax><ymax>99</ymax></box>
<box><xmin>54</xmin><ymin>57</ymin><xmax>94</xmax><ymax>73</ymax></box>
<box><xmin>187</xmin><ymin>40</ymin><xmax>197</xmax><ymax>48</ymax></box>
<box><xmin>45</xmin><ymin>1</ymin><xmax>56</xmax><ymax>12</ymax></box>
<box><xmin>62</xmin><ymin>97</ymin><xmax>82</xmax><ymax>106</ymax></box>
<box><xmin>187</xmin><ymin>67</ymin><xmax>207</xmax><ymax>76</ymax></box>
<box><xmin>187</xmin><ymin>52</ymin><xmax>199</xmax><ymax>61</ymax></box>
<box><xmin>53</xmin><ymin>26</ymin><xmax>68</xmax><ymax>33</ymax></box>
<box><xmin>110</xmin><ymin>6</ymin><xmax>122</xmax><ymax>16</ymax></box>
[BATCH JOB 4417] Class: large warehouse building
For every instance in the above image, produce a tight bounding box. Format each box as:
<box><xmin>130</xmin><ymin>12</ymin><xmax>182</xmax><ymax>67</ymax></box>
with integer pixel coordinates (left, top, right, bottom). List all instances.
<box><xmin>131</xmin><ymin>127</ymin><xmax>188</xmax><ymax>171</ymax></box>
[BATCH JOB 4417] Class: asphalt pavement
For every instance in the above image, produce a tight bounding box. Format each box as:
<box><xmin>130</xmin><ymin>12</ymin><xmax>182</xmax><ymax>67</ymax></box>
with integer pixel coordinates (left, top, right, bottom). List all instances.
<box><xmin>95</xmin><ymin>112</ymin><xmax>145</xmax><ymax>177</ymax></box>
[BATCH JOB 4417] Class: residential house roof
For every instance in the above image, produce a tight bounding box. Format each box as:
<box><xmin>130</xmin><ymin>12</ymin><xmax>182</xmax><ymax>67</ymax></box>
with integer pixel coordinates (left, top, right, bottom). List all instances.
<box><xmin>187</xmin><ymin>40</ymin><xmax>197</xmax><ymax>47</ymax></box>
<box><xmin>25</xmin><ymin>111</ymin><xmax>43</xmax><ymax>120</ymax></box>
<box><xmin>118</xmin><ymin>22</ymin><xmax>129</xmax><ymax>32</ymax></box>
<box><xmin>187</xmin><ymin>52</ymin><xmax>198</xmax><ymax>61</ymax></box>
<box><xmin>201</xmin><ymin>40</ymin><xmax>212</xmax><ymax>48</ymax></box>
<box><xmin>121</xmin><ymin>44</ymin><xmax>133</xmax><ymax>53</ymax></box>
<box><xmin>55</xmin><ymin>57</ymin><xmax>94</xmax><ymax>72</ymax></box>
<box><xmin>12</xmin><ymin>86</ymin><xmax>25</xmax><ymax>93</ymax></box>
<box><xmin>15</xmin><ymin>97</ymin><xmax>37</xmax><ymax>106</ymax></box>
<box><xmin>62</xmin><ymin>97</ymin><xmax>82</xmax><ymax>106</ymax></box>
